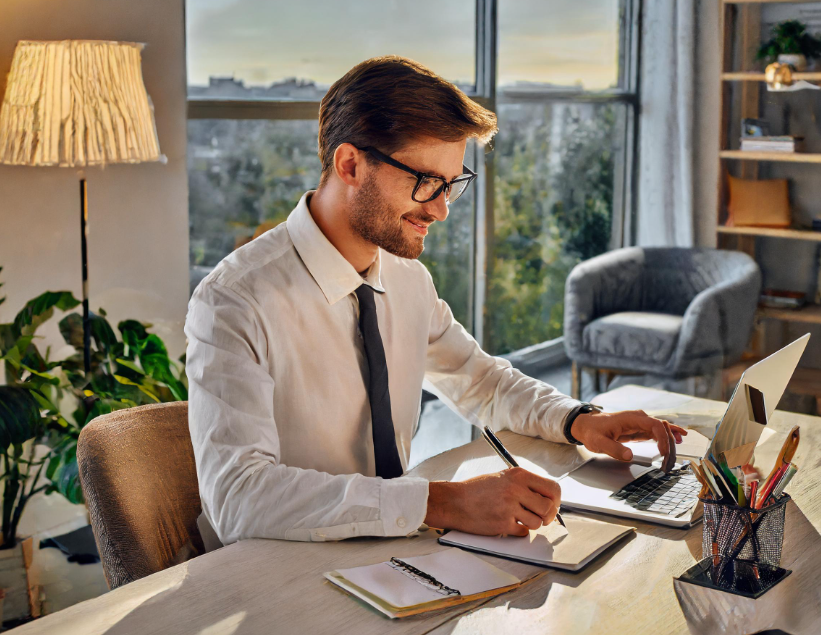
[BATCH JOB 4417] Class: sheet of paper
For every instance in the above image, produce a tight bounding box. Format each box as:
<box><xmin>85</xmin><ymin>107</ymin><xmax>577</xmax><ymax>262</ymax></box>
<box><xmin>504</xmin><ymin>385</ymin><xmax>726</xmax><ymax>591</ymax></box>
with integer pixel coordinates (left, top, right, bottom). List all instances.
<box><xmin>333</xmin><ymin>548</ymin><xmax>520</xmax><ymax>610</ymax></box>
<box><xmin>440</xmin><ymin>516</ymin><xmax>634</xmax><ymax>570</ymax></box>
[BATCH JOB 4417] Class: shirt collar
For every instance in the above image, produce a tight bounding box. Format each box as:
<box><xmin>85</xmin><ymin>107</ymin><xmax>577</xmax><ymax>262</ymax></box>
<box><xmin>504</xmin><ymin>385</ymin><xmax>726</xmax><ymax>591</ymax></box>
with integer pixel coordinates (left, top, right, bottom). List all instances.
<box><xmin>287</xmin><ymin>191</ymin><xmax>385</xmax><ymax>305</ymax></box>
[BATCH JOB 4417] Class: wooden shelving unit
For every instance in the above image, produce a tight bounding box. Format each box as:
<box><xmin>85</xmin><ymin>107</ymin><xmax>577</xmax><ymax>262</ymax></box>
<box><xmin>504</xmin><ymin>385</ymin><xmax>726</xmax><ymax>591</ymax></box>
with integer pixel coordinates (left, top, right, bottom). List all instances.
<box><xmin>717</xmin><ymin>2</ymin><xmax>821</xmax><ymax>246</ymax></box>
<box><xmin>717</xmin><ymin>226</ymin><xmax>821</xmax><ymax>241</ymax></box>
<box><xmin>719</xmin><ymin>150</ymin><xmax>821</xmax><ymax>162</ymax></box>
<box><xmin>758</xmin><ymin>304</ymin><xmax>821</xmax><ymax>325</ymax></box>
<box><xmin>718</xmin><ymin>1</ymin><xmax>821</xmax><ymax>407</ymax></box>
<box><xmin>722</xmin><ymin>71</ymin><xmax>821</xmax><ymax>81</ymax></box>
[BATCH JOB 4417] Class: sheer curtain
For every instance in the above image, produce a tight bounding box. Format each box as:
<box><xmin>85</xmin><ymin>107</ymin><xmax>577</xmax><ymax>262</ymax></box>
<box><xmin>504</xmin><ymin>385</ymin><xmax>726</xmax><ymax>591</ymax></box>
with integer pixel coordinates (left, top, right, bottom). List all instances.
<box><xmin>636</xmin><ymin>0</ymin><xmax>698</xmax><ymax>247</ymax></box>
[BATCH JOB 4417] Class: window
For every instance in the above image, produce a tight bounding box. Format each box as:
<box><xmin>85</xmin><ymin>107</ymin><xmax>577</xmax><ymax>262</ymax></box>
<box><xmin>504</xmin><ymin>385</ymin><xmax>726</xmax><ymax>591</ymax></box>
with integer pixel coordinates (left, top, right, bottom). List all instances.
<box><xmin>185</xmin><ymin>1</ymin><xmax>640</xmax><ymax>459</ymax></box>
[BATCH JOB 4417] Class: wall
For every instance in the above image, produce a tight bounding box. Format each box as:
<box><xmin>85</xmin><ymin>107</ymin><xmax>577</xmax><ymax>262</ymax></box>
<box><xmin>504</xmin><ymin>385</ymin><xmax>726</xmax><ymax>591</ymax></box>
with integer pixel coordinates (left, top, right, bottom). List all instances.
<box><xmin>0</xmin><ymin>0</ymin><xmax>189</xmax><ymax>364</ymax></box>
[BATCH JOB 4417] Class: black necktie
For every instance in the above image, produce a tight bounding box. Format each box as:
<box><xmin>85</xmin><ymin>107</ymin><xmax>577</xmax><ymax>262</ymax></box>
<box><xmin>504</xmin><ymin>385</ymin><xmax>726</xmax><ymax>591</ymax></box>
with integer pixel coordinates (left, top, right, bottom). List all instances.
<box><xmin>355</xmin><ymin>284</ymin><xmax>404</xmax><ymax>479</ymax></box>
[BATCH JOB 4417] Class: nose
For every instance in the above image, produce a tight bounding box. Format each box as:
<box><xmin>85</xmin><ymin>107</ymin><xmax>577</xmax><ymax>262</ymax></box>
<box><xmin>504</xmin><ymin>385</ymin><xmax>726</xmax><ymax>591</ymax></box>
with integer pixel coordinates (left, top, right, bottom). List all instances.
<box><xmin>423</xmin><ymin>191</ymin><xmax>449</xmax><ymax>223</ymax></box>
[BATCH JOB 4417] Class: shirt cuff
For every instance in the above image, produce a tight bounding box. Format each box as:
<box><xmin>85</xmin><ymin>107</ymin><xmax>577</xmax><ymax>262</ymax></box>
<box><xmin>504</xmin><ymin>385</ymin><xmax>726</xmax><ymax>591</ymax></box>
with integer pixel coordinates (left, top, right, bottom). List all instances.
<box><xmin>535</xmin><ymin>396</ymin><xmax>583</xmax><ymax>444</ymax></box>
<box><xmin>380</xmin><ymin>476</ymin><xmax>429</xmax><ymax>537</ymax></box>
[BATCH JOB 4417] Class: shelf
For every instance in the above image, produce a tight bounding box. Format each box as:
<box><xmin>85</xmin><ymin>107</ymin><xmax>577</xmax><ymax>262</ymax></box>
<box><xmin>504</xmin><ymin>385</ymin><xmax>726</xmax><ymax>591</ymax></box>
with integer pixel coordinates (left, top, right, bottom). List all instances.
<box><xmin>717</xmin><ymin>226</ymin><xmax>821</xmax><ymax>241</ymax></box>
<box><xmin>722</xmin><ymin>71</ymin><xmax>821</xmax><ymax>82</ymax></box>
<box><xmin>719</xmin><ymin>150</ymin><xmax>821</xmax><ymax>163</ymax></box>
<box><xmin>724</xmin><ymin>0</ymin><xmax>821</xmax><ymax>4</ymax></box>
<box><xmin>758</xmin><ymin>304</ymin><xmax>821</xmax><ymax>325</ymax></box>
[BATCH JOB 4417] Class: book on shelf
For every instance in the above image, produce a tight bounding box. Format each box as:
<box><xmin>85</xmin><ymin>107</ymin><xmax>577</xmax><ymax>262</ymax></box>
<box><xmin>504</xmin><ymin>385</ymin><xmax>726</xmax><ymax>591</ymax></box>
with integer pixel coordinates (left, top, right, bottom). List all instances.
<box><xmin>760</xmin><ymin>289</ymin><xmax>806</xmax><ymax>310</ymax></box>
<box><xmin>740</xmin><ymin>136</ymin><xmax>804</xmax><ymax>153</ymax></box>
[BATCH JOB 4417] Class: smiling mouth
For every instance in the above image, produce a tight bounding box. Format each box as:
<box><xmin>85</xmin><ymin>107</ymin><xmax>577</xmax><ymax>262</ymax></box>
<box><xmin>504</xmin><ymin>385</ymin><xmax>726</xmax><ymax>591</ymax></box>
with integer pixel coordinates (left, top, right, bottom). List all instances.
<box><xmin>403</xmin><ymin>217</ymin><xmax>429</xmax><ymax>235</ymax></box>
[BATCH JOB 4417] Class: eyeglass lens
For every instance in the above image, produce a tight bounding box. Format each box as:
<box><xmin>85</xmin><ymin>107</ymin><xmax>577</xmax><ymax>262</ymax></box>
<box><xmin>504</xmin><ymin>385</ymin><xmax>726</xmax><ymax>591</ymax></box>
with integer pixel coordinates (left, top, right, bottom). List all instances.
<box><xmin>414</xmin><ymin>176</ymin><xmax>471</xmax><ymax>204</ymax></box>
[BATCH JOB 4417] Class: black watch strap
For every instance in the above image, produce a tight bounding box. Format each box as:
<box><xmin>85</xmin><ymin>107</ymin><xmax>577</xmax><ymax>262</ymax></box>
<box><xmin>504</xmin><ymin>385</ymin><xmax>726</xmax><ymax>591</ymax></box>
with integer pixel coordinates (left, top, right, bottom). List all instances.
<box><xmin>563</xmin><ymin>402</ymin><xmax>603</xmax><ymax>445</ymax></box>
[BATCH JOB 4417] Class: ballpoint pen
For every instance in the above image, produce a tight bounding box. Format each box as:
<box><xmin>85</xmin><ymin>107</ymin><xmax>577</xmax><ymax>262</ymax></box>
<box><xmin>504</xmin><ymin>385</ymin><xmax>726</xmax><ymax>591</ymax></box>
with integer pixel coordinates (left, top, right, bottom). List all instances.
<box><xmin>482</xmin><ymin>426</ymin><xmax>567</xmax><ymax>530</ymax></box>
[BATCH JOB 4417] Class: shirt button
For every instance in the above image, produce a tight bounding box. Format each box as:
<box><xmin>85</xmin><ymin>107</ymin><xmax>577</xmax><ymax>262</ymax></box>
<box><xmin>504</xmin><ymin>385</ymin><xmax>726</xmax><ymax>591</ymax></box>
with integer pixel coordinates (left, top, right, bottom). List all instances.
<box><xmin>397</xmin><ymin>517</ymin><xmax>407</xmax><ymax>528</ymax></box>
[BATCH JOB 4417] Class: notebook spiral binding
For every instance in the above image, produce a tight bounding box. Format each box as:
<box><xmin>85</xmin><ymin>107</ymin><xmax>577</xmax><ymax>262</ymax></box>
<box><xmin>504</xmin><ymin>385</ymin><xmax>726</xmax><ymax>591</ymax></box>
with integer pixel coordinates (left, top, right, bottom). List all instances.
<box><xmin>388</xmin><ymin>557</ymin><xmax>461</xmax><ymax>596</ymax></box>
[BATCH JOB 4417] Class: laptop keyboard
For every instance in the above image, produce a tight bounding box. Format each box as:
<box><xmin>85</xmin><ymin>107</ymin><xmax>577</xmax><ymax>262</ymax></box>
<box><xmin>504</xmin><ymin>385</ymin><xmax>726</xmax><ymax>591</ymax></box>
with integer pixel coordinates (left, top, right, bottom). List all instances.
<box><xmin>609</xmin><ymin>464</ymin><xmax>700</xmax><ymax>517</ymax></box>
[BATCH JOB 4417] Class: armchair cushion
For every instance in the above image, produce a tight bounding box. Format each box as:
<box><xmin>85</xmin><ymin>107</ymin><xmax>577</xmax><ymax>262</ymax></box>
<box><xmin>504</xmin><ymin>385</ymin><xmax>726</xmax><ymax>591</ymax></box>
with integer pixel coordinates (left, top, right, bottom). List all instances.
<box><xmin>583</xmin><ymin>312</ymin><xmax>683</xmax><ymax>371</ymax></box>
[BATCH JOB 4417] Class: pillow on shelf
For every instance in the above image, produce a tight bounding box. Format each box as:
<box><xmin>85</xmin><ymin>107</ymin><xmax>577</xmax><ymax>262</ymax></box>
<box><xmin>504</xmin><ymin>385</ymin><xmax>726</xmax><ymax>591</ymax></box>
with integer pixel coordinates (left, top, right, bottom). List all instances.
<box><xmin>726</xmin><ymin>175</ymin><xmax>790</xmax><ymax>227</ymax></box>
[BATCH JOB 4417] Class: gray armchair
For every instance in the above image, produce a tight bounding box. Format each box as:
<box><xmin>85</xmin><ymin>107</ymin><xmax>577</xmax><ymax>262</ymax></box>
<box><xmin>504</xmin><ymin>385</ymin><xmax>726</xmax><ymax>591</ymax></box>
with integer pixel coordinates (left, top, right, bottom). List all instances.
<box><xmin>563</xmin><ymin>248</ymin><xmax>761</xmax><ymax>398</ymax></box>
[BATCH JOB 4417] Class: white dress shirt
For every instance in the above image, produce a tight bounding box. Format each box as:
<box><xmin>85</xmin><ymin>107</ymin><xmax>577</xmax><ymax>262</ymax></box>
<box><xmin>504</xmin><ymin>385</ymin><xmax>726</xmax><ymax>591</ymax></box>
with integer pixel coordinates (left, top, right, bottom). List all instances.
<box><xmin>185</xmin><ymin>191</ymin><xmax>581</xmax><ymax>545</ymax></box>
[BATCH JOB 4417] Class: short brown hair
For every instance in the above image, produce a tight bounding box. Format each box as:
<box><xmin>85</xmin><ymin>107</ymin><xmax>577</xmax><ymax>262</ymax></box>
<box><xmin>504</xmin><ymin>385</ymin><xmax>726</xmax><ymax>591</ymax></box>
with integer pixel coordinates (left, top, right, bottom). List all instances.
<box><xmin>317</xmin><ymin>56</ymin><xmax>497</xmax><ymax>186</ymax></box>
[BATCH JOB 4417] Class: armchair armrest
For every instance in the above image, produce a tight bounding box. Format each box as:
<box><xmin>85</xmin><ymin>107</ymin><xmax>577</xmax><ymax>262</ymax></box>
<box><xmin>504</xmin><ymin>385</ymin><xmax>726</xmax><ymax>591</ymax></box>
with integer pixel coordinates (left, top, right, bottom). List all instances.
<box><xmin>673</xmin><ymin>261</ymin><xmax>761</xmax><ymax>375</ymax></box>
<box><xmin>563</xmin><ymin>248</ymin><xmax>645</xmax><ymax>359</ymax></box>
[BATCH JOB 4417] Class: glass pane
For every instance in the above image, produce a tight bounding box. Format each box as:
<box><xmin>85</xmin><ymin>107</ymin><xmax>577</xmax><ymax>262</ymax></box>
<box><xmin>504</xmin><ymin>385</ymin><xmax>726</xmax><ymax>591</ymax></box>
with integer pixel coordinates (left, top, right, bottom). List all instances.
<box><xmin>418</xmin><ymin>142</ymin><xmax>476</xmax><ymax>331</ymax></box>
<box><xmin>188</xmin><ymin>119</ymin><xmax>322</xmax><ymax>273</ymax></box>
<box><xmin>498</xmin><ymin>0</ymin><xmax>622</xmax><ymax>93</ymax></box>
<box><xmin>188</xmin><ymin>121</ymin><xmax>477</xmax><ymax>334</ymax></box>
<box><xmin>487</xmin><ymin>102</ymin><xmax>625</xmax><ymax>355</ymax></box>
<box><xmin>186</xmin><ymin>0</ymin><xmax>476</xmax><ymax>99</ymax></box>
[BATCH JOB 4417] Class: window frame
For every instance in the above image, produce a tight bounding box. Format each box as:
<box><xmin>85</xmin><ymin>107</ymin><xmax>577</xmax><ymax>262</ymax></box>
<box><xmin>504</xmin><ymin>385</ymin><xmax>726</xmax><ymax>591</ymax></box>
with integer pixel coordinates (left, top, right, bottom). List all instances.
<box><xmin>185</xmin><ymin>0</ymin><xmax>642</xmax><ymax>346</ymax></box>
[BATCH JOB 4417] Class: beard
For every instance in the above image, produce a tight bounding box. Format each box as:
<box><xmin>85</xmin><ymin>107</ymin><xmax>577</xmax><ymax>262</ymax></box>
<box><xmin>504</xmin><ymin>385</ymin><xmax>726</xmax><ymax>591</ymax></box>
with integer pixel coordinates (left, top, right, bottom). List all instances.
<box><xmin>349</xmin><ymin>173</ymin><xmax>434</xmax><ymax>260</ymax></box>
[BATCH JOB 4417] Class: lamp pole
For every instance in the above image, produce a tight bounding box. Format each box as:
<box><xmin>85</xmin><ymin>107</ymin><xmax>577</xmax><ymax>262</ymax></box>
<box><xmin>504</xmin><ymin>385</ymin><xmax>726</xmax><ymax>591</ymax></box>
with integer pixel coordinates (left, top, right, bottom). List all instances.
<box><xmin>79</xmin><ymin>177</ymin><xmax>90</xmax><ymax>373</ymax></box>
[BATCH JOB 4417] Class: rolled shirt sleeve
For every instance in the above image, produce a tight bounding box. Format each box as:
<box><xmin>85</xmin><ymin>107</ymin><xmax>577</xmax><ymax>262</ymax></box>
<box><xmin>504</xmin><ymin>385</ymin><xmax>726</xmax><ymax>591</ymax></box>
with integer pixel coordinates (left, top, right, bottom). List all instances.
<box><xmin>424</xmin><ymin>280</ymin><xmax>582</xmax><ymax>445</ymax></box>
<box><xmin>186</xmin><ymin>280</ymin><xmax>429</xmax><ymax>544</ymax></box>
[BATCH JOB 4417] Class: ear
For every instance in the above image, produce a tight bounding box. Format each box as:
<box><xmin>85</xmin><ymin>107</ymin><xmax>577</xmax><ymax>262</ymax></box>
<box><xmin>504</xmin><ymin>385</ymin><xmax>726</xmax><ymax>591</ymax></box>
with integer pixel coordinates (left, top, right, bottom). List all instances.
<box><xmin>333</xmin><ymin>143</ymin><xmax>368</xmax><ymax>187</ymax></box>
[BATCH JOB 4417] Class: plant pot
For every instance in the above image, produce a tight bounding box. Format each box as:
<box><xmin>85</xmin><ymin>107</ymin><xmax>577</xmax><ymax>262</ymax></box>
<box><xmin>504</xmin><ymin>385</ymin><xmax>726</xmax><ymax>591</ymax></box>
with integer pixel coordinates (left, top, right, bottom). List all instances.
<box><xmin>0</xmin><ymin>540</ymin><xmax>31</xmax><ymax>623</ymax></box>
<box><xmin>777</xmin><ymin>53</ymin><xmax>808</xmax><ymax>71</ymax></box>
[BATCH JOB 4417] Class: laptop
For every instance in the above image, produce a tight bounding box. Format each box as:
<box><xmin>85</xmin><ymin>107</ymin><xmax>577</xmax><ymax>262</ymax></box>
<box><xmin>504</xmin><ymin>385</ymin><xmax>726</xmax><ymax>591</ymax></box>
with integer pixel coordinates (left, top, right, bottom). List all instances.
<box><xmin>557</xmin><ymin>334</ymin><xmax>810</xmax><ymax>528</ymax></box>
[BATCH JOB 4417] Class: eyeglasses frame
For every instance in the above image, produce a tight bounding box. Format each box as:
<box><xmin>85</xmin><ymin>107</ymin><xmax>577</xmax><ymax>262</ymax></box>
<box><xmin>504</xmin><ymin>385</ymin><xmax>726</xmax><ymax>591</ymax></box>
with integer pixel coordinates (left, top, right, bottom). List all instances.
<box><xmin>355</xmin><ymin>145</ymin><xmax>477</xmax><ymax>204</ymax></box>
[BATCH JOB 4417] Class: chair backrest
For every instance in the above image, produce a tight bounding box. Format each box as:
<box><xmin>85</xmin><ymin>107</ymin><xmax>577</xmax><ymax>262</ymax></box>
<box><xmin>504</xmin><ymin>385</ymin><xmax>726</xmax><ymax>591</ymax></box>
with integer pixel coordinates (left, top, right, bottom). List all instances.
<box><xmin>78</xmin><ymin>401</ymin><xmax>204</xmax><ymax>589</ymax></box>
<box><xmin>638</xmin><ymin>248</ymin><xmax>758</xmax><ymax>315</ymax></box>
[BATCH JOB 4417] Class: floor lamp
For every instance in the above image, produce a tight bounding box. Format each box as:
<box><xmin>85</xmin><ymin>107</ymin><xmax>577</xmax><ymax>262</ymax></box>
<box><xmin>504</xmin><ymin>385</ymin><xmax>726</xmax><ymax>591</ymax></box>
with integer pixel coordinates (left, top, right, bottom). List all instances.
<box><xmin>0</xmin><ymin>40</ymin><xmax>164</xmax><ymax>372</ymax></box>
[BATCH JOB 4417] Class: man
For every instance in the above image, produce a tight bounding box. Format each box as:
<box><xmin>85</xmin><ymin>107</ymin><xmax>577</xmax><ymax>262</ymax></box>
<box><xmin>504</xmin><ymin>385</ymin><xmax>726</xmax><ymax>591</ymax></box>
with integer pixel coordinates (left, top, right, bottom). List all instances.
<box><xmin>186</xmin><ymin>56</ymin><xmax>685</xmax><ymax>546</ymax></box>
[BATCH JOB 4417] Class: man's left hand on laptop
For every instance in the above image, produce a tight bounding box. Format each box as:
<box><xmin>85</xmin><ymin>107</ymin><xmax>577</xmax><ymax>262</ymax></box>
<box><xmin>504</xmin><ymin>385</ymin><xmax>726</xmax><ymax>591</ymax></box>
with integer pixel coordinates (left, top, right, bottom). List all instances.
<box><xmin>571</xmin><ymin>410</ymin><xmax>686</xmax><ymax>473</ymax></box>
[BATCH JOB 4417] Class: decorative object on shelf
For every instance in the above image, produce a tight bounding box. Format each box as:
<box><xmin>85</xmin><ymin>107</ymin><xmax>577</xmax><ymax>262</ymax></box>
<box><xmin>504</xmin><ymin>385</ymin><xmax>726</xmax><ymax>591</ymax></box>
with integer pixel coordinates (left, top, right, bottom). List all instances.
<box><xmin>757</xmin><ymin>20</ymin><xmax>821</xmax><ymax>71</ymax></box>
<box><xmin>760</xmin><ymin>290</ymin><xmax>806</xmax><ymax>311</ymax></box>
<box><xmin>0</xmin><ymin>40</ymin><xmax>165</xmax><ymax>374</ymax></box>
<box><xmin>741</xmin><ymin>118</ymin><xmax>770</xmax><ymax>138</ymax></box>
<box><xmin>726</xmin><ymin>175</ymin><xmax>790</xmax><ymax>228</ymax></box>
<box><xmin>739</xmin><ymin>135</ymin><xmax>803</xmax><ymax>153</ymax></box>
<box><xmin>763</xmin><ymin>62</ymin><xmax>820</xmax><ymax>92</ymax></box>
<box><xmin>765</xmin><ymin>61</ymin><xmax>794</xmax><ymax>89</ymax></box>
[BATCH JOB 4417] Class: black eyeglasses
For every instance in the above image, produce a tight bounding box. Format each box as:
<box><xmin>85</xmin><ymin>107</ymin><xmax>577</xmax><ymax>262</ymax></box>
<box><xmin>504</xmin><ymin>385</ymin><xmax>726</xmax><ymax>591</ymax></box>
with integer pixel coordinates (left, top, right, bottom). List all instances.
<box><xmin>356</xmin><ymin>146</ymin><xmax>477</xmax><ymax>205</ymax></box>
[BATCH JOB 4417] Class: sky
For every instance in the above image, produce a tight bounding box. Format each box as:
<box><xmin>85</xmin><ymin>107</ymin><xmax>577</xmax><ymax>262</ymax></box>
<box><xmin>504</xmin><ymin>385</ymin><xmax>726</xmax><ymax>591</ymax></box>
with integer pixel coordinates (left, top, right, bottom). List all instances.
<box><xmin>186</xmin><ymin>0</ymin><xmax>620</xmax><ymax>91</ymax></box>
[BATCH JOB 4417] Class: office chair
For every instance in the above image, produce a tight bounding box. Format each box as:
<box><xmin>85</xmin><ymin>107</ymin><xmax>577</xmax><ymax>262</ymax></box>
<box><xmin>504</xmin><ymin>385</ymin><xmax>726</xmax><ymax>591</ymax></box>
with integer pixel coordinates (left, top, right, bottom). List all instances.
<box><xmin>78</xmin><ymin>401</ymin><xmax>204</xmax><ymax>589</ymax></box>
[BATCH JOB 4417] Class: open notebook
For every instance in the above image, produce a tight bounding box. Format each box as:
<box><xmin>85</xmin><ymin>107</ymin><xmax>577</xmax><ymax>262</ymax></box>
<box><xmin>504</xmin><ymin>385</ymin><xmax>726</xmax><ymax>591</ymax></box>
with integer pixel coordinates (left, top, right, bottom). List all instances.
<box><xmin>439</xmin><ymin>515</ymin><xmax>635</xmax><ymax>571</ymax></box>
<box><xmin>324</xmin><ymin>548</ymin><xmax>523</xmax><ymax>619</ymax></box>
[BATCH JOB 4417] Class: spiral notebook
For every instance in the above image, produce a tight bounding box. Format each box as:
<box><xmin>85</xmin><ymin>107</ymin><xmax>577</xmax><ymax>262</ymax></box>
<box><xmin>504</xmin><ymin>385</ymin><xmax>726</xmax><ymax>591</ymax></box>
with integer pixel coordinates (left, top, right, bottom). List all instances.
<box><xmin>324</xmin><ymin>548</ymin><xmax>523</xmax><ymax>619</ymax></box>
<box><xmin>439</xmin><ymin>515</ymin><xmax>635</xmax><ymax>571</ymax></box>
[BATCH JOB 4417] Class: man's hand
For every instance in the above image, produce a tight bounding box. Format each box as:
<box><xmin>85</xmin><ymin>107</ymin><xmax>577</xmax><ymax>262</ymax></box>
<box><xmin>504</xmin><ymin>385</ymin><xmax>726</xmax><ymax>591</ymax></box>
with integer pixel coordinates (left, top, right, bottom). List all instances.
<box><xmin>571</xmin><ymin>409</ymin><xmax>687</xmax><ymax>472</ymax></box>
<box><xmin>424</xmin><ymin>467</ymin><xmax>560</xmax><ymax>537</ymax></box>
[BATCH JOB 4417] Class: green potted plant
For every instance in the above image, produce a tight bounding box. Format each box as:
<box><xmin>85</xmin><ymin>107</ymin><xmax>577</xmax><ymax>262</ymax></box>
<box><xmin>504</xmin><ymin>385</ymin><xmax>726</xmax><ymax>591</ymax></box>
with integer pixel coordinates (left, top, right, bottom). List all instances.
<box><xmin>757</xmin><ymin>19</ymin><xmax>821</xmax><ymax>71</ymax></box>
<box><xmin>0</xmin><ymin>269</ymin><xmax>186</xmax><ymax>621</ymax></box>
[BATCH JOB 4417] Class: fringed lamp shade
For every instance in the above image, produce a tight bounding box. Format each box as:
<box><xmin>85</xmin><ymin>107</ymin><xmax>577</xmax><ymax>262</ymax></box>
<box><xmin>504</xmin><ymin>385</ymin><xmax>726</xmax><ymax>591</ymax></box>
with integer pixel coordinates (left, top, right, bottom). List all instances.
<box><xmin>0</xmin><ymin>40</ymin><xmax>162</xmax><ymax>167</ymax></box>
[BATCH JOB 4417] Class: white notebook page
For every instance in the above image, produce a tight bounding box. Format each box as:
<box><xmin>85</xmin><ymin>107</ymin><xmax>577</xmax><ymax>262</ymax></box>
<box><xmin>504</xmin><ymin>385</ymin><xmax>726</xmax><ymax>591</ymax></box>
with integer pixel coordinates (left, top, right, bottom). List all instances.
<box><xmin>334</xmin><ymin>548</ymin><xmax>520</xmax><ymax>609</ymax></box>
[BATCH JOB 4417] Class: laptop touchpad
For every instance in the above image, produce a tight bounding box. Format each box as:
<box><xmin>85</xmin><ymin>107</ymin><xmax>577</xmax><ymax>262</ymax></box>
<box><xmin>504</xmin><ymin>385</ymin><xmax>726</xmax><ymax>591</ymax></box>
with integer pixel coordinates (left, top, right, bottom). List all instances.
<box><xmin>563</xmin><ymin>458</ymin><xmax>650</xmax><ymax>491</ymax></box>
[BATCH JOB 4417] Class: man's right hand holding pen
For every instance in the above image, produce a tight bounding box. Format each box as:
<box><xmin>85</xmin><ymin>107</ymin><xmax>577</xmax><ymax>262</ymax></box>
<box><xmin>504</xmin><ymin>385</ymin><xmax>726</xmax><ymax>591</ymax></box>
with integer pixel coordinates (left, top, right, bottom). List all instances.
<box><xmin>424</xmin><ymin>409</ymin><xmax>686</xmax><ymax>537</ymax></box>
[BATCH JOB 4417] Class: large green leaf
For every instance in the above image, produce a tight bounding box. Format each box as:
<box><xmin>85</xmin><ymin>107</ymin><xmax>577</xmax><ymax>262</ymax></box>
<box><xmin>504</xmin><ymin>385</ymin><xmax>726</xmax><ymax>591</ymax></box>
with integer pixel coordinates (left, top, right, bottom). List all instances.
<box><xmin>58</xmin><ymin>312</ymin><xmax>84</xmax><ymax>349</ymax></box>
<box><xmin>13</xmin><ymin>291</ymin><xmax>80</xmax><ymax>338</ymax></box>
<box><xmin>0</xmin><ymin>386</ymin><xmax>41</xmax><ymax>450</ymax></box>
<box><xmin>52</xmin><ymin>456</ymin><xmax>84</xmax><ymax>504</ymax></box>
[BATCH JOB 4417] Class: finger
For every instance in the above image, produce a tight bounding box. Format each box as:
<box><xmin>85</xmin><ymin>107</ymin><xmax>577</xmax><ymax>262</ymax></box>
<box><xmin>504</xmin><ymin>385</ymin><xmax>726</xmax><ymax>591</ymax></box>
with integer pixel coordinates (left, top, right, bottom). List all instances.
<box><xmin>507</xmin><ymin>520</ymin><xmax>530</xmax><ymax>537</ymax></box>
<box><xmin>591</xmin><ymin>433</ymin><xmax>633</xmax><ymax>462</ymax></box>
<box><xmin>515</xmin><ymin>506</ymin><xmax>544</xmax><ymax>531</ymax></box>
<box><xmin>522</xmin><ymin>490</ymin><xmax>556</xmax><ymax>519</ymax></box>
<box><xmin>519</xmin><ymin>471</ymin><xmax>561</xmax><ymax>503</ymax></box>
<box><xmin>669</xmin><ymin>423</ymin><xmax>688</xmax><ymax>436</ymax></box>
<box><xmin>659</xmin><ymin>422</ymin><xmax>677</xmax><ymax>473</ymax></box>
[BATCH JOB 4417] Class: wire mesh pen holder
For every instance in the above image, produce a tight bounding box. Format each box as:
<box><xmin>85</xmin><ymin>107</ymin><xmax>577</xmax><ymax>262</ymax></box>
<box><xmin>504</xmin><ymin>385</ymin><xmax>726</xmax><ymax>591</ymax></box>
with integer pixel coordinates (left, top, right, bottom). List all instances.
<box><xmin>686</xmin><ymin>494</ymin><xmax>792</xmax><ymax>598</ymax></box>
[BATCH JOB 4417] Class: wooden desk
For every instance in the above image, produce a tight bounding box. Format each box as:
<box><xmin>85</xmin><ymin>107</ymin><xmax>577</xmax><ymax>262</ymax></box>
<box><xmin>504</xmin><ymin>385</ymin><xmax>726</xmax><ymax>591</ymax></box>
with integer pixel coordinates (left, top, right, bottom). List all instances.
<box><xmin>12</xmin><ymin>386</ymin><xmax>821</xmax><ymax>635</ymax></box>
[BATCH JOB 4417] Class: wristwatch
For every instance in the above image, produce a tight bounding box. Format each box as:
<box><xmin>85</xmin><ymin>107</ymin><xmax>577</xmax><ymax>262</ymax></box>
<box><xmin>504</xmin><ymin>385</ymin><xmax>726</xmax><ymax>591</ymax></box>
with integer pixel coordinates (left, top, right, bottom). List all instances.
<box><xmin>563</xmin><ymin>402</ymin><xmax>603</xmax><ymax>445</ymax></box>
